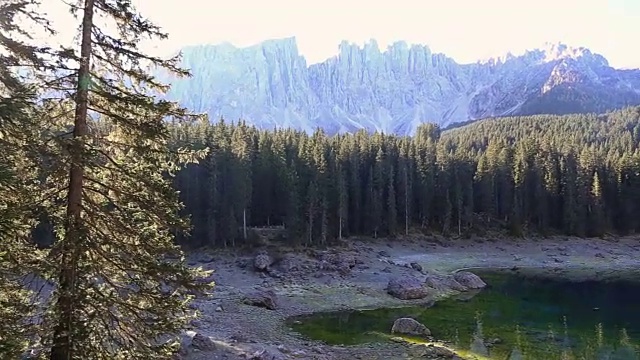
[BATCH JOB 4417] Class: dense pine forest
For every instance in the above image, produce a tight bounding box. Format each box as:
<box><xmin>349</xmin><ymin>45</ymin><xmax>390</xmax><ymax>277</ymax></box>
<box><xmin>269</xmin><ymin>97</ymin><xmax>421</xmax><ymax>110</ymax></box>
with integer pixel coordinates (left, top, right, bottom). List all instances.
<box><xmin>171</xmin><ymin>107</ymin><xmax>640</xmax><ymax>248</ymax></box>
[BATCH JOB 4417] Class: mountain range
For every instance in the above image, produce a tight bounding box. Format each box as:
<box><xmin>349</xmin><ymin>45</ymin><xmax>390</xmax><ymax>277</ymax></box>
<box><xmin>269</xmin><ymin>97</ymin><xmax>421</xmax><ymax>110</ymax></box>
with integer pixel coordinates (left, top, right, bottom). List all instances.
<box><xmin>161</xmin><ymin>37</ymin><xmax>640</xmax><ymax>135</ymax></box>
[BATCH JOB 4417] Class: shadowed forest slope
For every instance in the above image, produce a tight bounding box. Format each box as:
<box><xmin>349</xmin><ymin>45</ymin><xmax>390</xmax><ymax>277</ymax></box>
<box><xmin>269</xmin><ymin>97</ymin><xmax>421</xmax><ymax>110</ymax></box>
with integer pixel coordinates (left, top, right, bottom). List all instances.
<box><xmin>168</xmin><ymin>107</ymin><xmax>640</xmax><ymax>247</ymax></box>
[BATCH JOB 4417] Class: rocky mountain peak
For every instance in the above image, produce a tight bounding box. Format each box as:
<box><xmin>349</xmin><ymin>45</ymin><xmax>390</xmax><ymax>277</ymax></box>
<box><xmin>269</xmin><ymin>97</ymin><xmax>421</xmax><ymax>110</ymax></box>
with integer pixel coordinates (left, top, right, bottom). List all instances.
<box><xmin>538</xmin><ymin>42</ymin><xmax>608</xmax><ymax>66</ymax></box>
<box><xmin>162</xmin><ymin>37</ymin><xmax>640</xmax><ymax>135</ymax></box>
<box><xmin>480</xmin><ymin>42</ymin><xmax>610</xmax><ymax>69</ymax></box>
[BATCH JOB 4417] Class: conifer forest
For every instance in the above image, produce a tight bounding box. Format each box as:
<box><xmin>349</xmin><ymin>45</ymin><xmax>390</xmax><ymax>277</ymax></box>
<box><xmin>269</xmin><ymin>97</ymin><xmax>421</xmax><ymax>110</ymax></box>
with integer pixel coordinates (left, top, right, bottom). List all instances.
<box><xmin>171</xmin><ymin>108</ymin><xmax>640</xmax><ymax>247</ymax></box>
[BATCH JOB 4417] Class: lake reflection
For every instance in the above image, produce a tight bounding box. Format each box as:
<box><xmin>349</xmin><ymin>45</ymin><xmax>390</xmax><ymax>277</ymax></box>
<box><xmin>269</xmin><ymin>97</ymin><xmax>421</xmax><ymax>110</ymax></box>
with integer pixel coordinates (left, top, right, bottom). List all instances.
<box><xmin>289</xmin><ymin>271</ymin><xmax>640</xmax><ymax>359</ymax></box>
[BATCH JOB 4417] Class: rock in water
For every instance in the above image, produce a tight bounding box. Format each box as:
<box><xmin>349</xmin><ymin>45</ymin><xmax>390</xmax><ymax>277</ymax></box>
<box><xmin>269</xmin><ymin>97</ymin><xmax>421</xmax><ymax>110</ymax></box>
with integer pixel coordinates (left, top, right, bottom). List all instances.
<box><xmin>190</xmin><ymin>333</ymin><xmax>216</xmax><ymax>351</ymax></box>
<box><xmin>470</xmin><ymin>334</ymin><xmax>489</xmax><ymax>356</ymax></box>
<box><xmin>391</xmin><ymin>318</ymin><xmax>431</xmax><ymax>336</ymax></box>
<box><xmin>254</xmin><ymin>253</ymin><xmax>272</xmax><ymax>271</ymax></box>
<box><xmin>424</xmin><ymin>274</ymin><xmax>467</xmax><ymax>292</ymax></box>
<box><xmin>243</xmin><ymin>290</ymin><xmax>278</xmax><ymax>310</ymax></box>
<box><xmin>387</xmin><ymin>277</ymin><xmax>430</xmax><ymax>300</ymax></box>
<box><xmin>410</xmin><ymin>344</ymin><xmax>461</xmax><ymax>358</ymax></box>
<box><xmin>422</xmin><ymin>344</ymin><xmax>459</xmax><ymax>359</ymax></box>
<box><xmin>453</xmin><ymin>271</ymin><xmax>487</xmax><ymax>289</ymax></box>
<box><xmin>508</xmin><ymin>347</ymin><xmax>524</xmax><ymax>360</ymax></box>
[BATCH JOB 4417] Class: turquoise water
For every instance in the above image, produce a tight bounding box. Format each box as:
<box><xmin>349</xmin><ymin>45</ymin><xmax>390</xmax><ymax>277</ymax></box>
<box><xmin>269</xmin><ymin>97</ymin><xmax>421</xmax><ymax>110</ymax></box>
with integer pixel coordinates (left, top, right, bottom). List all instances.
<box><xmin>289</xmin><ymin>271</ymin><xmax>640</xmax><ymax>359</ymax></box>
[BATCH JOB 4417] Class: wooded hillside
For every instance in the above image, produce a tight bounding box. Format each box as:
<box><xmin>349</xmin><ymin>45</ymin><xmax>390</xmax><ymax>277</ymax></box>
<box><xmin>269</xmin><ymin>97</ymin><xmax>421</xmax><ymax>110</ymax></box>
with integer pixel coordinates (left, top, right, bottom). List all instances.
<box><xmin>170</xmin><ymin>107</ymin><xmax>640</xmax><ymax>247</ymax></box>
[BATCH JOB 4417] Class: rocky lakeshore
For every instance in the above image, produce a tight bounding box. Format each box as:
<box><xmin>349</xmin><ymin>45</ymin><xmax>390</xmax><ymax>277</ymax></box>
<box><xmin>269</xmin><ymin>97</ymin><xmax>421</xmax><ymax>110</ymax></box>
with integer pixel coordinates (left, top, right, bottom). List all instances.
<box><xmin>177</xmin><ymin>235</ymin><xmax>640</xmax><ymax>360</ymax></box>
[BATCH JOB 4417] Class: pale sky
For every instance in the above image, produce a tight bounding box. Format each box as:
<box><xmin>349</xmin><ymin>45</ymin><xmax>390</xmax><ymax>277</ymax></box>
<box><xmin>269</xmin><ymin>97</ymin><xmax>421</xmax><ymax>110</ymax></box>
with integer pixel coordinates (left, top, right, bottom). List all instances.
<box><xmin>41</xmin><ymin>0</ymin><xmax>640</xmax><ymax>68</ymax></box>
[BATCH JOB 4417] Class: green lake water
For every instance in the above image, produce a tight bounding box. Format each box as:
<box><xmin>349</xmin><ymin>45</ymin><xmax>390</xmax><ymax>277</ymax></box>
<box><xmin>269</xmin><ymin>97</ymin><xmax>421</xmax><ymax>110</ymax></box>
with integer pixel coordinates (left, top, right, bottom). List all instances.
<box><xmin>288</xmin><ymin>271</ymin><xmax>640</xmax><ymax>359</ymax></box>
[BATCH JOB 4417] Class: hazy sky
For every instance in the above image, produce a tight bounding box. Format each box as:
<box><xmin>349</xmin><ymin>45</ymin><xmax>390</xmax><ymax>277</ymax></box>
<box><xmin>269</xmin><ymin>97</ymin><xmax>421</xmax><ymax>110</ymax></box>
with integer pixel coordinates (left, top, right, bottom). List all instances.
<box><xmin>42</xmin><ymin>0</ymin><xmax>640</xmax><ymax>68</ymax></box>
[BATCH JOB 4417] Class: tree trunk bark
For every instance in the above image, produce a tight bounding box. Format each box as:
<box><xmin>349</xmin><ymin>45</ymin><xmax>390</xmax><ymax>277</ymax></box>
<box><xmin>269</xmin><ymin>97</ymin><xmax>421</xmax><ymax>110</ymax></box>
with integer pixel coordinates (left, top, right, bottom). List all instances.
<box><xmin>320</xmin><ymin>205</ymin><xmax>327</xmax><ymax>245</ymax></box>
<box><xmin>50</xmin><ymin>0</ymin><xmax>94</xmax><ymax>359</ymax></box>
<box><xmin>308</xmin><ymin>208</ymin><xmax>313</xmax><ymax>245</ymax></box>
<box><xmin>404</xmin><ymin>169</ymin><xmax>408</xmax><ymax>235</ymax></box>
<box><xmin>243</xmin><ymin>208</ymin><xmax>247</xmax><ymax>239</ymax></box>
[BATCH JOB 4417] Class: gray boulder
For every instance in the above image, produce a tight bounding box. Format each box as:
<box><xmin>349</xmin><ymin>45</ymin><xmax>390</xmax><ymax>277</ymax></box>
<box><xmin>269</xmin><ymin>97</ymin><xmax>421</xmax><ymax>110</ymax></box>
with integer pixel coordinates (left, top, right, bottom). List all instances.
<box><xmin>425</xmin><ymin>274</ymin><xmax>467</xmax><ymax>292</ymax></box>
<box><xmin>410</xmin><ymin>344</ymin><xmax>461</xmax><ymax>359</ymax></box>
<box><xmin>387</xmin><ymin>277</ymin><xmax>430</xmax><ymax>300</ymax></box>
<box><xmin>249</xmin><ymin>348</ymin><xmax>286</xmax><ymax>360</ymax></box>
<box><xmin>453</xmin><ymin>271</ymin><xmax>487</xmax><ymax>289</ymax></box>
<box><xmin>319</xmin><ymin>252</ymin><xmax>357</xmax><ymax>275</ymax></box>
<box><xmin>254</xmin><ymin>253</ymin><xmax>272</xmax><ymax>271</ymax></box>
<box><xmin>391</xmin><ymin>317</ymin><xmax>431</xmax><ymax>336</ymax></box>
<box><xmin>410</xmin><ymin>262</ymin><xmax>423</xmax><ymax>272</ymax></box>
<box><xmin>190</xmin><ymin>333</ymin><xmax>216</xmax><ymax>351</ymax></box>
<box><xmin>243</xmin><ymin>290</ymin><xmax>278</xmax><ymax>310</ymax></box>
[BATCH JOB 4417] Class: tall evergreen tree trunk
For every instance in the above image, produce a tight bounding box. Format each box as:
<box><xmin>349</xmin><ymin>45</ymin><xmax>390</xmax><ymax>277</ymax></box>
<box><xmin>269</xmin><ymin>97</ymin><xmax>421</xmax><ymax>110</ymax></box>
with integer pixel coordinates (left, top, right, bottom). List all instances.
<box><xmin>307</xmin><ymin>208</ymin><xmax>313</xmax><ymax>245</ymax></box>
<box><xmin>404</xmin><ymin>167</ymin><xmax>409</xmax><ymax>235</ymax></box>
<box><xmin>51</xmin><ymin>1</ymin><xmax>94</xmax><ymax>358</ymax></box>
<box><xmin>243</xmin><ymin>208</ymin><xmax>247</xmax><ymax>240</ymax></box>
<box><xmin>26</xmin><ymin>0</ymin><xmax>213</xmax><ymax>357</ymax></box>
<box><xmin>320</xmin><ymin>204</ymin><xmax>327</xmax><ymax>245</ymax></box>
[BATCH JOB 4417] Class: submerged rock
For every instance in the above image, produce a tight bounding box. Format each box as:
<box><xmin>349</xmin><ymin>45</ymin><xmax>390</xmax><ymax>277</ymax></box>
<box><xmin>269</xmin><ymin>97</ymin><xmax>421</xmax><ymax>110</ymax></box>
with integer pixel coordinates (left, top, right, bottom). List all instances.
<box><xmin>424</xmin><ymin>274</ymin><xmax>467</xmax><ymax>292</ymax></box>
<box><xmin>611</xmin><ymin>345</ymin><xmax>637</xmax><ymax>360</ymax></box>
<box><xmin>387</xmin><ymin>277</ymin><xmax>430</xmax><ymax>300</ymax></box>
<box><xmin>470</xmin><ymin>334</ymin><xmax>489</xmax><ymax>356</ymax></box>
<box><xmin>508</xmin><ymin>347</ymin><xmax>524</xmax><ymax>360</ymax></box>
<box><xmin>453</xmin><ymin>288</ymin><xmax>483</xmax><ymax>301</ymax></box>
<box><xmin>391</xmin><ymin>317</ymin><xmax>431</xmax><ymax>336</ymax></box>
<box><xmin>410</xmin><ymin>344</ymin><xmax>460</xmax><ymax>359</ymax></box>
<box><xmin>453</xmin><ymin>271</ymin><xmax>487</xmax><ymax>289</ymax></box>
<box><xmin>243</xmin><ymin>290</ymin><xmax>278</xmax><ymax>310</ymax></box>
<box><xmin>427</xmin><ymin>345</ymin><xmax>460</xmax><ymax>359</ymax></box>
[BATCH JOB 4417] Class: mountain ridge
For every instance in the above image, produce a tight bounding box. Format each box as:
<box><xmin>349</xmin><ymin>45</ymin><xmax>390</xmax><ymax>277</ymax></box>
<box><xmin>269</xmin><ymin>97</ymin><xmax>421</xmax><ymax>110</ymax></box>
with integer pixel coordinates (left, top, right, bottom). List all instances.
<box><xmin>162</xmin><ymin>38</ymin><xmax>640</xmax><ymax>135</ymax></box>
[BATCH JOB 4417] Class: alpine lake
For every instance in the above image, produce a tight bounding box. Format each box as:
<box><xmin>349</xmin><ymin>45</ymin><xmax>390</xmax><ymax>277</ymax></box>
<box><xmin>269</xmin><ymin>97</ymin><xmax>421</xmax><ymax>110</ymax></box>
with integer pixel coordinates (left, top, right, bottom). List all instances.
<box><xmin>287</xmin><ymin>270</ymin><xmax>640</xmax><ymax>359</ymax></box>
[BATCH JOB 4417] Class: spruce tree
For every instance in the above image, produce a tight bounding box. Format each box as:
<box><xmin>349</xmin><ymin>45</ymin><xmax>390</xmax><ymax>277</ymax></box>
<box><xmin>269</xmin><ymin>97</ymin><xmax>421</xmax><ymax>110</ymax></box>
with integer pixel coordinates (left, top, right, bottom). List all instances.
<box><xmin>397</xmin><ymin>140</ymin><xmax>411</xmax><ymax>235</ymax></box>
<box><xmin>386</xmin><ymin>163</ymin><xmax>397</xmax><ymax>235</ymax></box>
<box><xmin>0</xmin><ymin>88</ymin><xmax>40</xmax><ymax>359</ymax></box>
<box><xmin>0</xmin><ymin>88</ymin><xmax>44</xmax><ymax>357</ymax></box>
<box><xmin>371</xmin><ymin>148</ymin><xmax>385</xmax><ymax>237</ymax></box>
<box><xmin>0</xmin><ymin>0</ymin><xmax>56</xmax><ymax>357</ymax></box>
<box><xmin>336</xmin><ymin>141</ymin><xmax>349</xmax><ymax>240</ymax></box>
<box><xmin>31</xmin><ymin>1</ymin><xmax>213</xmax><ymax>358</ymax></box>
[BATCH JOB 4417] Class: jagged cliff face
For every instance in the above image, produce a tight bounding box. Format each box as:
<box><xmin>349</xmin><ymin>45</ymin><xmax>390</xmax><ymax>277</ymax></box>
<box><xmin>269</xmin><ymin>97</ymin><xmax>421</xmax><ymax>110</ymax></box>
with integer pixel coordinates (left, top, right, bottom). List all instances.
<box><xmin>166</xmin><ymin>38</ymin><xmax>318</xmax><ymax>131</ymax></box>
<box><xmin>164</xmin><ymin>39</ymin><xmax>640</xmax><ymax>135</ymax></box>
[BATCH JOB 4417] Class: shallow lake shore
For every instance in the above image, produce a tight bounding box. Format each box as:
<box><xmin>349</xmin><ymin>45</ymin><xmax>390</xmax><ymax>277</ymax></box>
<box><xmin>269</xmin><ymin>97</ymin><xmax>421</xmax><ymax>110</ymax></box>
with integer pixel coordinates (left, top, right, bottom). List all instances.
<box><xmin>180</xmin><ymin>235</ymin><xmax>640</xmax><ymax>360</ymax></box>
